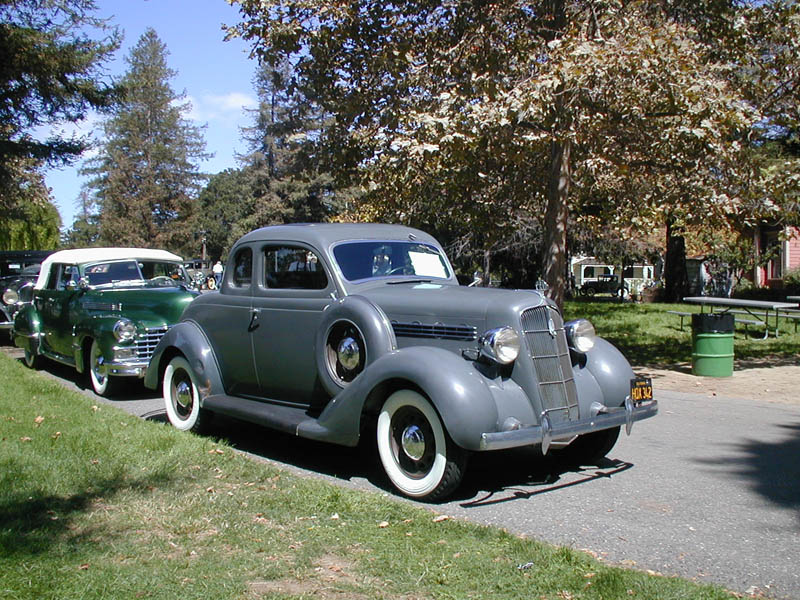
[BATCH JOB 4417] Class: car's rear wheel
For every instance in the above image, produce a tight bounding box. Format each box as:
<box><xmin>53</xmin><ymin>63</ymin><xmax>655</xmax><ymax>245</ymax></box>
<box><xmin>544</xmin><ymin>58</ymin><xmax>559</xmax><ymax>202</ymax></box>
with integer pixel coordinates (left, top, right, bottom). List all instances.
<box><xmin>89</xmin><ymin>339</ymin><xmax>117</xmax><ymax>397</ymax></box>
<box><xmin>561</xmin><ymin>426</ymin><xmax>620</xmax><ymax>465</ymax></box>
<box><xmin>376</xmin><ymin>390</ymin><xmax>467</xmax><ymax>501</ymax></box>
<box><xmin>163</xmin><ymin>356</ymin><xmax>208</xmax><ymax>433</ymax></box>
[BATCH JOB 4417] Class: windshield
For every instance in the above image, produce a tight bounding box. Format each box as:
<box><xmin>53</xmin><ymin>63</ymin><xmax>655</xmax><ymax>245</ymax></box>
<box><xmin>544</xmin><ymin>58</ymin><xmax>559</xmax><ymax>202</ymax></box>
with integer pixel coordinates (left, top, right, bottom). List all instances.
<box><xmin>83</xmin><ymin>260</ymin><xmax>191</xmax><ymax>288</ymax></box>
<box><xmin>333</xmin><ymin>241</ymin><xmax>451</xmax><ymax>282</ymax></box>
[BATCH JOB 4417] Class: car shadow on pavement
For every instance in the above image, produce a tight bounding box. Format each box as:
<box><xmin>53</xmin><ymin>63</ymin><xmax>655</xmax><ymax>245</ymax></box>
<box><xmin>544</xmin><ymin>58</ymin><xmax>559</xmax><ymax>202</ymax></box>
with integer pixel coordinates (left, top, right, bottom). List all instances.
<box><xmin>453</xmin><ymin>449</ymin><xmax>634</xmax><ymax>507</ymax></box>
<box><xmin>157</xmin><ymin>412</ymin><xmax>634</xmax><ymax>504</ymax></box>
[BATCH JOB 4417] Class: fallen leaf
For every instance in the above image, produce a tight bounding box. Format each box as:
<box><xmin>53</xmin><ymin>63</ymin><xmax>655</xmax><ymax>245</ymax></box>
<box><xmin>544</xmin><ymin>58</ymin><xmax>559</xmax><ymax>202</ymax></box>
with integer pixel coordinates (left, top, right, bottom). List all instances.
<box><xmin>34</xmin><ymin>416</ymin><xmax>44</xmax><ymax>426</ymax></box>
<box><xmin>378</xmin><ymin>521</ymin><xmax>389</xmax><ymax>528</ymax></box>
<box><xmin>20</xmin><ymin>437</ymin><xmax>32</xmax><ymax>442</ymax></box>
<box><xmin>51</xmin><ymin>431</ymin><xmax>61</xmax><ymax>440</ymax></box>
<box><xmin>209</xmin><ymin>448</ymin><xmax>224</xmax><ymax>454</ymax></box>
<box><xmin>330</xmin><ymin>513</ymin><xmax>340</xmax><ymax>520</ymax></box>
<box><xmin>433</xmin><ymin>515</ymin><xmax>450</xmax><ymax>523</ymax></box>
<box><xmin>78</xmin><ymin>564</ymin><xmax>90</xmax><ymax>570</ymax></box>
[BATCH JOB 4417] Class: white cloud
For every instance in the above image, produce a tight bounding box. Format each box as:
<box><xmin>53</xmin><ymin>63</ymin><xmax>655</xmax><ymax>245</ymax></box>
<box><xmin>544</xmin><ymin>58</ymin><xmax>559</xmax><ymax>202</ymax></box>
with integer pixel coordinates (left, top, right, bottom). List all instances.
<box><xmin>181</xmin><ymin>92</ymin><xmax>258</xmax><ymax>123</ymax></box>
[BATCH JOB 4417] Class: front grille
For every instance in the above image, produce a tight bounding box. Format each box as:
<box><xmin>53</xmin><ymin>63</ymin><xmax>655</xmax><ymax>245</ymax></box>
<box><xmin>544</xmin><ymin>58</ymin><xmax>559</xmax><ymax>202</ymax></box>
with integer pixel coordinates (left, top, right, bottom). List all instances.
<box><xmin>520</xmin><ymin>306</ymin><xmax>579</xmax><ymax>423</ymax></box>
<box><xmin>391</xmin><ymin>322</ymin><xmax>477</xmax><ymax>341</ymax></box>
<box><xmin>135</xmin><ymin>326</ymin><xmax>168</xmax><ymax>360</ymax></box>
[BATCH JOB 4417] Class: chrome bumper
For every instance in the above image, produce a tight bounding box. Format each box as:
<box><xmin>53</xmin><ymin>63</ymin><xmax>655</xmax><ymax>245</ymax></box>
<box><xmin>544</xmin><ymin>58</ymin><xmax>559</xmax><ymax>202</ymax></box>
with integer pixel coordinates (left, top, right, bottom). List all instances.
<box><xmin>0</xmin><ymin>320</ymin><xmax>11</xmax><ymax>331</ymax></box>
<box><xmin>479</xmin><ymin>397</ymin><xmax>658</xmax><ymax>452</ymax></box>
<box><xmin>99</xmin><ymin>358</ymin><xmax>149</xmax><ymax>378</ymax></box>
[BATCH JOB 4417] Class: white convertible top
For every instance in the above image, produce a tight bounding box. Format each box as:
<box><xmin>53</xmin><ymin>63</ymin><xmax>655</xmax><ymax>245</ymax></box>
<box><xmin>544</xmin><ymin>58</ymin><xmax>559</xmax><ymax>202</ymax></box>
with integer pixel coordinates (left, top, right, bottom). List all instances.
<box><xmin>35</xmin><ymin>247</ymin><xmax>184</xmax><ymax>289</ymax></box>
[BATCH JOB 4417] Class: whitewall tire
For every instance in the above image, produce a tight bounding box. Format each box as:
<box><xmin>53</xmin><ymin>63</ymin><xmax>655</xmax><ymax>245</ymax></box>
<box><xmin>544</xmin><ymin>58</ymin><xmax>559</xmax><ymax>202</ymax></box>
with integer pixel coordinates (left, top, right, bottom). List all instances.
<box><xmin>89</xmin><ymin>339</ymin><xmax>114</xmax><ymax>396</ymax></box>
<box><xmin>163</xmin><ymin>356</ymin><xmax>207</xmax><ymax>433</ymax></box>
<box><xmin>376</xmin><ymin>389</ymin><xmax>466</xmax><ymax>501</ymax></box>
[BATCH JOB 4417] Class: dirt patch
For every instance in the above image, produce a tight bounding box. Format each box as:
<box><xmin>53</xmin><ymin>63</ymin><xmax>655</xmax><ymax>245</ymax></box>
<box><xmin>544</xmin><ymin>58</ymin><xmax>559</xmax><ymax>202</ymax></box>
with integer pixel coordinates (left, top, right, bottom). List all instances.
<box><xmin>636</xmin><ymin>356</ymin><xmax>800</xmax><ymax>405</ymax></box>
<box><xmin>247</xmin><ymin>554</ymin><xmax>370</xmax><ymax>599</ymax></box>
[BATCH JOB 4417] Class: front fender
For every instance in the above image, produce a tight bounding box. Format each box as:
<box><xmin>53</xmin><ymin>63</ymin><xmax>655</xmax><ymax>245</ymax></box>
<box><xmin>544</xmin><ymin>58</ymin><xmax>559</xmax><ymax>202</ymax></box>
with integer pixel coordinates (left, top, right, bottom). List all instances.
<box><xmin>582</xmin><ymin>337</ymin><xmax>636</xmax><ymax>407</ymax></box>
<box><xmin>304</xmin><ymin>346</ymin><xmax>501</xmax><ymax>451</ymax></box>
<box><xmin>144</xmin><ymin>320</ymin><xmax>224</xmax><ymax>400</ymax></box>
<box><xmin>12</xmin><ymin>304</ymin><xmax>42</xmax><ymax>354</ymax></box>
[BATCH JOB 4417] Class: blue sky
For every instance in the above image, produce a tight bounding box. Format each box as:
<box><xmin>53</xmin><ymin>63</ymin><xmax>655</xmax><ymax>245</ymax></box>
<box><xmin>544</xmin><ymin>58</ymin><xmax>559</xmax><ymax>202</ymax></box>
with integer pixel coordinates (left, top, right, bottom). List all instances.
<box><xmin>45</xmin><ymin>0</ymin><xmax>260</xmax><ymax>229</ymax></box>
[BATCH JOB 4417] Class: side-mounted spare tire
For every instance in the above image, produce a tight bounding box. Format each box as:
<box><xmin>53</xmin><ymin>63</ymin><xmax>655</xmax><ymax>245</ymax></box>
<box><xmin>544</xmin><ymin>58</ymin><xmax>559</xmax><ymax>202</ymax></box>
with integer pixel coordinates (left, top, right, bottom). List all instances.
<box><xmin>315</xmin><ymin>295</ymin><xmax>397</xmax><ymax>397</ymax></box>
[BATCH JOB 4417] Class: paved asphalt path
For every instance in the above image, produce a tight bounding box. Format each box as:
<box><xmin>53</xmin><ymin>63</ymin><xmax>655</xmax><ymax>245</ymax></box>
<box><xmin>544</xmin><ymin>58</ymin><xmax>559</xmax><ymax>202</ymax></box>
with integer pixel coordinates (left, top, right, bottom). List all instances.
<box><xmin>6</xmin><ymin>346</ymin><xmax>799</xmax><ymax>598</ymax></box>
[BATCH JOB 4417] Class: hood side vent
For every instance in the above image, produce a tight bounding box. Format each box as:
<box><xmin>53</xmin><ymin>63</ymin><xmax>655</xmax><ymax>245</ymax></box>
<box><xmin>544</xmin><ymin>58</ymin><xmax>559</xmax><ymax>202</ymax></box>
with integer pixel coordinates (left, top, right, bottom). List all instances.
<box><xmin>391</xmin><ymin>322</ymin><xmax>478</xmax><ymax>342</ymax></box>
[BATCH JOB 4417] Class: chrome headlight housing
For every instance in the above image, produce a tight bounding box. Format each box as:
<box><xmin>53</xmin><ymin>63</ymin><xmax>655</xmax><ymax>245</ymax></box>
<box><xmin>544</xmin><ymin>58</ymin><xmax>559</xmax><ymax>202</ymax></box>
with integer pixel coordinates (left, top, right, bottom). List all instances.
<box><xmin>565</xmin><ymin>319</ymin><xmax>596</xmax><ymax>353</ymax></box>
<box><xmin>480</xmin><ymin>326</ymin><xmax>521</xmax><ymax>365</ymax></box>
<box><xmin>113</xmin><ymin>319</ymin><xmax>136</xmax><ymax>342</ymax></box>
<box><xmin>2</xmin><ymin>288</ymin><xmax>19</xmax><ymax>306</ymax></box>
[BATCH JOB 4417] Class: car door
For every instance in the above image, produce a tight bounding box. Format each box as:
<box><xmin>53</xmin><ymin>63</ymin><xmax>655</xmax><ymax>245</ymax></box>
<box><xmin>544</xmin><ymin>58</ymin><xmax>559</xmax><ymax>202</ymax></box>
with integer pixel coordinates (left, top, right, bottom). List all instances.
<box><xmin>200</xmin><ymin>246</ymin><xmax>261</xmax><ymax>397</ymax></box>
<box><xmin>36</xmin><ymin>262</ymin><xmax>78</xmax><ymax>358</ymax></box>
<box><xmin>251</xmin><ymin>244</ymin><xmax>334</xmax><ymax>405</ymax></box>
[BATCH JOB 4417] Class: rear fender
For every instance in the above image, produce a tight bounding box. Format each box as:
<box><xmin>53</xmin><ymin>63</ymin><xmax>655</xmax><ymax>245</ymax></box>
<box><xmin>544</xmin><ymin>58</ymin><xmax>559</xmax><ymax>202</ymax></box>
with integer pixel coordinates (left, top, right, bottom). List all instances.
<box><xmin>144</xmin><ymin>321</ymin><xmax>224</xmax><ymax>401</ymax></box>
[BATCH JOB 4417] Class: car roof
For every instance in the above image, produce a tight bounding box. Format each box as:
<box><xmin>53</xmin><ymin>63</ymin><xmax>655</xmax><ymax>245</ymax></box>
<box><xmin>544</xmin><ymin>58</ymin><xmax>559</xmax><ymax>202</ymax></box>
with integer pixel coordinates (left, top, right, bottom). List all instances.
<box><xmin>35</xmin><ymin>248</ymin><xmax>184</xmax><ymax>289</ymax></box>
<box><xmin>234</xmin><ymin>223</ymin><xmax>441</xmax><ymax>250</ymax></box>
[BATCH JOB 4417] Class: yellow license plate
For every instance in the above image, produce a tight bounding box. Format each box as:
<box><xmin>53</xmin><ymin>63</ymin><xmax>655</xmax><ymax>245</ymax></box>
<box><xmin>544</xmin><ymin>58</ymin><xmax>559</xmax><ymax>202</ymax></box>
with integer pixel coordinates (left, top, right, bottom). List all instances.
<box><xmin>630</xmin><ymin>376</ymin><xmax>653</xmax><ymax>404</ymax></box>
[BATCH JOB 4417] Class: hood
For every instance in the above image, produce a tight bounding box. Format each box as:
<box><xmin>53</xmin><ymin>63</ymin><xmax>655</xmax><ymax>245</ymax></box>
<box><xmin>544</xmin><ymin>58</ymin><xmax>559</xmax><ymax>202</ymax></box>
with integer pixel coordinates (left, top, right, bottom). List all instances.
<box><xmin>356</xmin><ymin>282</ymin><xmax>548</xmax><ymax>328</ymax></box>
<box><xmin>81</xmin><ymin>287</ymin><xmax>197</xmax><ymax>326</ymax></box>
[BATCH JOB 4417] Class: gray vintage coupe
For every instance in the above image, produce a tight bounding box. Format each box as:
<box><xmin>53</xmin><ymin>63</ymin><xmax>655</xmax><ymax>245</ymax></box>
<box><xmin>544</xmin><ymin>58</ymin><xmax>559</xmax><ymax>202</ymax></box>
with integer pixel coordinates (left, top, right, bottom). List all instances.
<box><xmin>145</xmin><ymin>224</ymin><xmax>657</xmax><ymax>500</ymax></box>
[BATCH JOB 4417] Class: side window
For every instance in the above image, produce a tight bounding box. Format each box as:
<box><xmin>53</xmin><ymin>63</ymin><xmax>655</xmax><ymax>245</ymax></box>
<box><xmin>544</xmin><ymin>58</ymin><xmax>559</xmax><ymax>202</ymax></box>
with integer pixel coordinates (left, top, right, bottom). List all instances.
<box><xmin>44</xmin><ymin>264</ymin><xmax>74</xmax><ymax>291</ymax></box>
<box><xmin>231</xmin><ymin>247</ymin><xmax>253</xmax><ymax>288</ymax></box>
<box><xmin>263</xmin><ymin>245</ymin><xmax>328</xmax><ymax>290</ymax></box>
<box><xmin>44</xmin><ymin>264</ymin><xmax>63</xmax><ymax>290</ymax></box>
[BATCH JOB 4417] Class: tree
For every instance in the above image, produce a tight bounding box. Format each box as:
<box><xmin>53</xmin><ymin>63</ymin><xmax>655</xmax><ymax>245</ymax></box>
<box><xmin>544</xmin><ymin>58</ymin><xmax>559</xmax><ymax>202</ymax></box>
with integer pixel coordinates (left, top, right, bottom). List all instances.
<box><xmin>228</xmin><ymin>1</ymin><xmax>800</xmax><ymax>307</ymax></box>
<box><xmin>0</xmin><ymin>162</ymin><xmax>61</xmax><ymax>250</ymax></box>
<box><xmin>84</xmin><ymin>28</ymin><xmax>208</xmax><ymax>255</ymax></box>
<box><xmin>62</xmin><ymin>190</ymin><xmax>100</xmax><ymax>248</ymax></box>
<box><xmin>0</xmin><ymin>0</ymin><xmax>119</xmax><ymax>218</ymax></box>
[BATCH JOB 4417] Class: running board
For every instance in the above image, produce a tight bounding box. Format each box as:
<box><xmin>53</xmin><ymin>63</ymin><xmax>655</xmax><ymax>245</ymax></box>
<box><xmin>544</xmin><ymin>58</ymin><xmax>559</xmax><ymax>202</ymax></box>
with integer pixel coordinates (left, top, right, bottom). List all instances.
<box><xmin>203</xmin><ymin>394</ymin><xmax>313</xmax><ymax>437</ymax></box>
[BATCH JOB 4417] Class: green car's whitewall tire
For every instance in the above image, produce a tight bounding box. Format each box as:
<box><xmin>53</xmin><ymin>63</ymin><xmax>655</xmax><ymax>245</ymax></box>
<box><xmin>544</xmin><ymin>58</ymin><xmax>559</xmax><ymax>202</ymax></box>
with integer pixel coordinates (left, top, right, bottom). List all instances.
<box><xmin>89</xmin><ymin>339</ymin><xmax>116</xmax><ymax>396</ymax></box>
<box><xmin>163</xmin><ymin>356</ymin><xmax>207</xmax><ymax>433</ymax></box>
<box><xmin>23</xmin><ymin>348</ymin><xmax>39</xmax><ymax>369</ymax></box>
<box><xmin>376</xmin><ymin>389</ymin><xmax>466</xmax><ymax>501</ymax></box>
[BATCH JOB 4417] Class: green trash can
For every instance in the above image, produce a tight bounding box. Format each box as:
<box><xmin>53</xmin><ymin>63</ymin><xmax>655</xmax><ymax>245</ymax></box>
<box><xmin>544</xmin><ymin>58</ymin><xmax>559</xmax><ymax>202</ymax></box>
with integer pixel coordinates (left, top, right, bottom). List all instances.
<box><xmin>691</xmin><ymin>313</ymin><xmax>734</xmax><ymax>377</ymax></box>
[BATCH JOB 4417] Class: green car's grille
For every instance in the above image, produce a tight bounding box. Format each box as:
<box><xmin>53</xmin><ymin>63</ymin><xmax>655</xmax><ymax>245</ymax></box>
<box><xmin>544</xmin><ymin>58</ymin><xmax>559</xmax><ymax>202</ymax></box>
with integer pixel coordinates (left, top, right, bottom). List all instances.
<box><xmin>134</xmin><ymin>326</ymin><xmax>169</xmax><ymax>360</ymax></box>
<box><xmin>391</xmin><ymin>322</ymin><xmax>478</xmax><ymax>341</ymax></box>
<box><xmin>520</xmin><ymin>305</ymin><xmax>579</xmax><ymax>423</ymax></box>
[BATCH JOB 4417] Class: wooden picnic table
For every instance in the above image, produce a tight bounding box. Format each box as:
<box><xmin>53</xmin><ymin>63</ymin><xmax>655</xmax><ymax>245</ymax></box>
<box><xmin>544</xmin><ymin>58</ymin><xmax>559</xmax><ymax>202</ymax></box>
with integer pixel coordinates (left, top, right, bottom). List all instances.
<box><xmin>682</xmin><ymin>296</ymin><xmax>798</xmax><ymax>339</ymax></box>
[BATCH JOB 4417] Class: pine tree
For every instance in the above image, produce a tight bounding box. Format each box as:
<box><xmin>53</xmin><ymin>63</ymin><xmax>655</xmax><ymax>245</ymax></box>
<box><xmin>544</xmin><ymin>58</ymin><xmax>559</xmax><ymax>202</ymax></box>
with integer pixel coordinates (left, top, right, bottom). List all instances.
<box><xmin>85</xmin><ymin>28</ymin><xmax>208</xmax><ymax>255</ymax></box>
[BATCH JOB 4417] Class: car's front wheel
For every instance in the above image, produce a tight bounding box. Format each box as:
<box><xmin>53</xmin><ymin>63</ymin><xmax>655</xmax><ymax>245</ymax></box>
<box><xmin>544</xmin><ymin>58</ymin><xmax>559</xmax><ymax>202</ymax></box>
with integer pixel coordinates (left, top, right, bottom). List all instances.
<box><xmin>163</xmin><ymin>356</ymin><xmax>208</xmax><ymax>434</ymax></box>
<box><xmin>376</xmin><ymin>390</ymin><xmax>467</xmax><ymax>501</ymax></box>
<box><xmin>89</xmin><ymin>339</ymin><xmax>117</xmax><ymax>397</ymax></box>
<box><xmin>22</xmin><ymin>348</ymin><xmax>39</xmax><ymax>369</ymax></box>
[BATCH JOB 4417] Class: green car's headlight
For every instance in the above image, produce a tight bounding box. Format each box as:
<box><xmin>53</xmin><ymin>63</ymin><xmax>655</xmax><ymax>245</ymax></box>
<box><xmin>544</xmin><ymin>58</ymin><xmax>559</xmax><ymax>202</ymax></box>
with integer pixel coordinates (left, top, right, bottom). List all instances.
<box><xmin>565</xmin><ymin>319</ymin><xmax>596</xmax><ymax>353</ymax></box>
<box><xmin>113</xmin><ymin>319</ymin><xmax>136</xmax><ymax>342</ymax></box>
<box><xmin>480</xmin><ymin>326</ymin><xmax>521</xmax><ymax>365</ymax></box>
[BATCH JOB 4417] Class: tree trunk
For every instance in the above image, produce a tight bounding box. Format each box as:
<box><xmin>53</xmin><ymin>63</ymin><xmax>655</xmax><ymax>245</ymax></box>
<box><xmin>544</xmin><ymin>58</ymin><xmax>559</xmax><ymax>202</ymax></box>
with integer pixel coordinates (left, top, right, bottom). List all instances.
<box><xmin>664</xmin><ymin>217</ymin><xmax>688</xmax><ymax>303</ymax></box>
<box><xmin>542</xmin><ymin>138</ymin><xmax>571</xmax><ymax>310</ymax></box>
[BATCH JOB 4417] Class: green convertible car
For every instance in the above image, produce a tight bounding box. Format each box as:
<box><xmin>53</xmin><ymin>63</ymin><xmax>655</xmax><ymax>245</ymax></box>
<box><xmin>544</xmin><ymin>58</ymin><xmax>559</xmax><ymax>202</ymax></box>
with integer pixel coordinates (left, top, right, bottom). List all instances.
<box><xmin>13</xmin><ymin>248</ymin><xmax>198</xmax><ymax>396</ymax></box>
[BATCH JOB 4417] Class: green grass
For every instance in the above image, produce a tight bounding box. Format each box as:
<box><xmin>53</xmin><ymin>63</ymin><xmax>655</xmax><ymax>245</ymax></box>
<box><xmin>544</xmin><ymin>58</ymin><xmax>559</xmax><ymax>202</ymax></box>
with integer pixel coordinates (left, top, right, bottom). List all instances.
<box><xmin>564</xmin><ymin>300</ymin><xmax>800</xmax><ymax>366</ymax></box>
<box><xmin>0</xmin><ymin>352</ymin><xmax>737</xmax><ymax>600</ymax></box>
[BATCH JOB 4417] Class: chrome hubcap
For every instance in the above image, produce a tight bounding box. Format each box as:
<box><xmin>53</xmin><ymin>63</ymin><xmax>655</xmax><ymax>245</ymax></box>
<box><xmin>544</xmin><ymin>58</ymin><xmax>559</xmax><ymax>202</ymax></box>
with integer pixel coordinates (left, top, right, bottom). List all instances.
<box><xmin>337</xmin><ymin>336</ymin><xmax>361</xmax><ymax>371</ymax></box>
<box><xmin>174</xmin><ymin>379</ymin><xmax>193</xmax><ymax>414</ymax></box>
<box><xmin>401</xmin><ymin>424</ymin><xmax>426</xmax><ymax>461</ymax></box>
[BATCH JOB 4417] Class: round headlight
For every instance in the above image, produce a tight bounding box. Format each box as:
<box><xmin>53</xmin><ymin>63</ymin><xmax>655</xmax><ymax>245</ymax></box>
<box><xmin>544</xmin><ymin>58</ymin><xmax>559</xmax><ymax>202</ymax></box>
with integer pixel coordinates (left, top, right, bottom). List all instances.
<box><xmin>480</xmin><ymin>326</ymin><xmax>521</xmax><ymax>365</ymax></box>
<box><xmin>113</xmin><ymin>319</ymin><xmax>136</xmax><ymax>342</ymax></box>
<box><xmin>565</xmin><ymin>319</ymin><xmax>596</xmax><ymax>353</ymax></box>
<box><xmin>2</xmin><ymin>288</ymin><xmax>19</xmax><ymax>305</ymax></box>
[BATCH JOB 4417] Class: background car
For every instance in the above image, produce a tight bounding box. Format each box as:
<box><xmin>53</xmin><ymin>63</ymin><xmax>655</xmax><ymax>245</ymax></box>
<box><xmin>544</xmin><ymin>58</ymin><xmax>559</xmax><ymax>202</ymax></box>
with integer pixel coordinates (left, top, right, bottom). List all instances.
<box><xmin>145</xmin><ymin>224</ymin><xmax>657</xmax><ymax>501</ymax></box>
<box><xmin>13</xmin><ymin>248</ymin><xmax>198</xmax><ymax>396</ymax></box>
<box><xmin>580</xmin><ymin>273</ymin><xmax>629</xmax><ymax>297</ymax></box>
<box><xmin>1</xmin><ymin>250</ymin><xmax>54</xmax><ymax>338</ymax></box>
